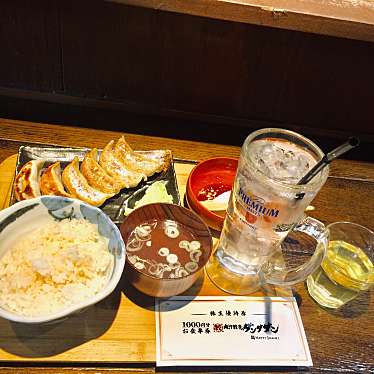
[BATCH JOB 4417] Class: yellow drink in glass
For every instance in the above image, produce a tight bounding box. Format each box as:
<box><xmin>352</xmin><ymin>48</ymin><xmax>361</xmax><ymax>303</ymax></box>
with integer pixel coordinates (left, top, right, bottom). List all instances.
<box><xmin>307</xmin><ymin>223</ymin><xmax>374</xmax><ymax>309</ymax></box>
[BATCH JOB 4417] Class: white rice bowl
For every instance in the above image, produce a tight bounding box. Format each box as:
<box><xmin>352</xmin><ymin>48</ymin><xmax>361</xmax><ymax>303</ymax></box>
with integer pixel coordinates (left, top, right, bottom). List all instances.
<box><xmin>0</xmin><ymin>196</ymin><xmax>125</xmax><ymax>324</ymax></box>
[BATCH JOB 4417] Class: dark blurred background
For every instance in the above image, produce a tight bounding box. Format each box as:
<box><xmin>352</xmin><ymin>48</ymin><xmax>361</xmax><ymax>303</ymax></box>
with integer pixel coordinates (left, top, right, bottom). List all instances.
<box><xmin>0</xmin><ymin>0</ymin><xmax>373</xmax><ymax>161</ymax></box>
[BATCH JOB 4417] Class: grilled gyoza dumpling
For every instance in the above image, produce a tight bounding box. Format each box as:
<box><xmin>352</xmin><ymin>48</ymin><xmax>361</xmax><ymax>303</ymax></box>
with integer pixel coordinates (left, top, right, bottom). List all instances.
<box><xmin>81</xmin><ymin>148</ymin><xmax>122</xmax><ymax>194</ymax></box>
<box><xmin>62</xmin><ymin>157</ymin><xmax>113</xmax><ymax>207</ymax></box>
<box><xmin>99</xmin><ymin>140</ymin><xmax>145</xmax><ymax>189</ymax></box>
<box><xmin>40</xmin><ymin>161</ymin><xmax>72</xmax><ymax>197</ymax></box>
<box><xmin>115</xmin><ymin>136</ymin><xmax>171</xmax><ymax>177</ymax></box>
<box><xmin>14</xmin><ymin>160</ymin><xmax>45</xmax><ymax>201</ymax></box>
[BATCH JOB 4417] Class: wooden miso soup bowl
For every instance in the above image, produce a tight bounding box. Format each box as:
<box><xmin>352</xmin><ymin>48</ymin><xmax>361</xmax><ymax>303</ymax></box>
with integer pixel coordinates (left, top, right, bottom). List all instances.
<box><xmin>120</xmin><ymin>203</ymin><xmax>213</xmax><ymax>297</ymax></box>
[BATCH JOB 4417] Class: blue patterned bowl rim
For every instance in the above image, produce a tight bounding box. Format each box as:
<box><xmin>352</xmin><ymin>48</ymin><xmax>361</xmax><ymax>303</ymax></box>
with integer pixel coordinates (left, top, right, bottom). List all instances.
<box><xmin>0</xmin><ymin>196</ymin><xmax>126</xmax><ymax>324</ymax></box>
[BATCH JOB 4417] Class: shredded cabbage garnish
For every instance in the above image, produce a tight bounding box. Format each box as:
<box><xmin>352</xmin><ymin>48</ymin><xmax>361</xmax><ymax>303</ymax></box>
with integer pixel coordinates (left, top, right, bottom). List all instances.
<box><xmin>125</xmin><ymin>181</ymin><xmax>173</xmax><ymax>215</ymax></box>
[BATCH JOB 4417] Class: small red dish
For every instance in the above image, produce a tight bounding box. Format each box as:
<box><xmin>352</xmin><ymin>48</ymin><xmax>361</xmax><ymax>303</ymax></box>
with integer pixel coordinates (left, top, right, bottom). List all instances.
<box><xmin>186</xmin><ymin>157</ymin><xmax>238</xmax><ymax>231</ymax></box>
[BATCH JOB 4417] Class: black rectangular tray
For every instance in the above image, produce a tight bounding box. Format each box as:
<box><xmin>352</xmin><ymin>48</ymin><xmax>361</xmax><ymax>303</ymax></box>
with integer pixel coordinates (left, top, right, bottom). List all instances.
<box><xmin>12</xmin><ymin>145</ymin><xmax>181</xmax><ymax>225</ymax></box>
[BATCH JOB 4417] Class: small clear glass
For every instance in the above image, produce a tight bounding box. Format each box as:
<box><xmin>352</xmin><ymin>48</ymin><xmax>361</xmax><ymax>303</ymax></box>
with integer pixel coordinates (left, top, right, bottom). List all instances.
<box><xmin>307</xmin><ymin>222</ymin><xmax>374</xmax><ymax>309</ymax></box>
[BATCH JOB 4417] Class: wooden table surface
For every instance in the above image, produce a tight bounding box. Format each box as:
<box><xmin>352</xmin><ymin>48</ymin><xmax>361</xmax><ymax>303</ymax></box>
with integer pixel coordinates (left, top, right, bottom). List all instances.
<box><xmin>0</xmin><ymin>117</ymin><xmax>373</xmax><ymax>373</ymax></box>
<box><xmin>113</xmin><ymin>0</ymin><xmax>374</xmax><ymax>43</ymax></box>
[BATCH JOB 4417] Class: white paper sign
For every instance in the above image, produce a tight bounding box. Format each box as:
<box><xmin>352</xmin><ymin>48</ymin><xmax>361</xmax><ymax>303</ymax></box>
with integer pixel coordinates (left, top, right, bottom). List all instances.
<box><xmin>155</xmin><ymin>296</ymin><xmax>312</xmax><ymax>367</ymax></box>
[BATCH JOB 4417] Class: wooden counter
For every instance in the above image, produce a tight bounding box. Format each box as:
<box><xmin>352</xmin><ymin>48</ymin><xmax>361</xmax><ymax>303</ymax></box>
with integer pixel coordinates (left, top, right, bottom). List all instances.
<box><xmin>0</xmin><ymin>117</ymin><xmax>373</xmax><ymax>373</ymax></box>
<box><xmin>114</xmin><ymin>0</ymin><xmax>374</xmax><ymax>42</ymax></box>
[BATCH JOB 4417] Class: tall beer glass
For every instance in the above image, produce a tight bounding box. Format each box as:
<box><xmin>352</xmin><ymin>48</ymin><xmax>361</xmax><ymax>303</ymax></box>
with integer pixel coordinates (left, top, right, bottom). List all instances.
<box><xmin>206</xmin><ymin>128</ymin><xmax>330</xmax><ymax>294</ymax></box>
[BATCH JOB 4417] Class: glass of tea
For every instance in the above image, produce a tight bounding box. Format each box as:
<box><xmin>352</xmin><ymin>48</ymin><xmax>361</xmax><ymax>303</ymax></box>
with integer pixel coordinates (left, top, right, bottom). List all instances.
<box><xmin>307</xmin><ymin>222</ymin><xmax>374</xmax><ymax>309</ymax></box>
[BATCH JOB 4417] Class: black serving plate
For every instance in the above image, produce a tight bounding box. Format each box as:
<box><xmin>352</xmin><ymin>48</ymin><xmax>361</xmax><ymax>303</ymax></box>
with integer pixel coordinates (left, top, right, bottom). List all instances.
<box><xmin>12</xmin><ymin>145</ymin><xmax>181</xmax><ymax>225</ymax></box>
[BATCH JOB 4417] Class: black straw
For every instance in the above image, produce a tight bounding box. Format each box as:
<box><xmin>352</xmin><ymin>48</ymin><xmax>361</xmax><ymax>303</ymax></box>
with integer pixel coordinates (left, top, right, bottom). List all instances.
<box><xmin>297</xmin><ymin>137</ymin><xmax>360</xmax><ymax>185</ymax></box>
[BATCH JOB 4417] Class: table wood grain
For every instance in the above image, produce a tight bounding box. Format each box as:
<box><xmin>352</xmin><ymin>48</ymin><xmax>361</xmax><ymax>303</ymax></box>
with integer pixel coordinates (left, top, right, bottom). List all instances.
<box><xmin>112</xmin><ymin>0</ymin><xmax>374</xmax><ymax>43</ymax></box>
<box><xmin>0</xmin><ymin>117</ymin><xmax>373</xmax><ymax>373</ymax></box>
